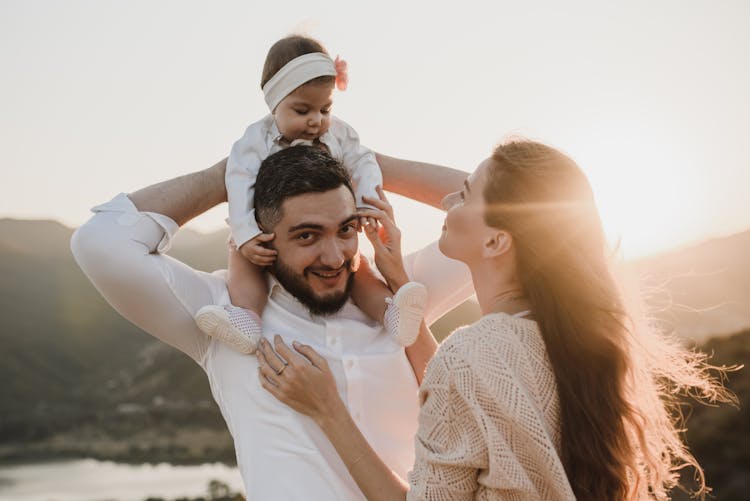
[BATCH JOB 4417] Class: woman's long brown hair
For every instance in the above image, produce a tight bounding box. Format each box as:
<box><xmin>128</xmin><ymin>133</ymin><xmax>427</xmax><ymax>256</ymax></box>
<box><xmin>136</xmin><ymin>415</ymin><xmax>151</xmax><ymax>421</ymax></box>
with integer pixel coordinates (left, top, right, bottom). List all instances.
<box><xmin>483</xmin><ymin>140</ymin><xmax>734</xmax><ymax>499</ymax></box>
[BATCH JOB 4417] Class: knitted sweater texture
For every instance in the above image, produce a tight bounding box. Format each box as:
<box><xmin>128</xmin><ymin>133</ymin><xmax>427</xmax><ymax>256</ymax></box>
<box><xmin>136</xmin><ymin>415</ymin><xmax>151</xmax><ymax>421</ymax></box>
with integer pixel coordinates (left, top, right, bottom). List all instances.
<box><xmin>407</xmin><ymin>313</ymin><xmax>576</xmax><ymax>500</ymax></box>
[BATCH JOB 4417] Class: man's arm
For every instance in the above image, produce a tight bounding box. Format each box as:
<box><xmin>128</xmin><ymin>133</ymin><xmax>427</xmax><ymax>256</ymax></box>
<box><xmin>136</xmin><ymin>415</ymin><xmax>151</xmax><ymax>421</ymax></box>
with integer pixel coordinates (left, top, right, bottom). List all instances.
<box><xmin>129</xmin><ymin>158</ymin><xmax>227</xmax><ymax>225</ymax></box>
<box><xmin>71</xmin><ymin>158</ymin><xmax>231</xmax><ymax>364</ymax></box>
<box><xmin>377</xmin><ymin>153</ymin><xmax>468</xmax><ymax>210</ymax></box>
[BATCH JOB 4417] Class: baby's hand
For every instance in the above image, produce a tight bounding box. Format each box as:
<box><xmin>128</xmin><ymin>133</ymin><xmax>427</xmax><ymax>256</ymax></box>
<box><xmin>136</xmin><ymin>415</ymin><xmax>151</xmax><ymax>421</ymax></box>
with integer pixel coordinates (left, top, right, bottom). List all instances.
<box><xmin>239</xmin><ymin>233</ymin><xmax>277</xmax><ymax>266</ymax></box>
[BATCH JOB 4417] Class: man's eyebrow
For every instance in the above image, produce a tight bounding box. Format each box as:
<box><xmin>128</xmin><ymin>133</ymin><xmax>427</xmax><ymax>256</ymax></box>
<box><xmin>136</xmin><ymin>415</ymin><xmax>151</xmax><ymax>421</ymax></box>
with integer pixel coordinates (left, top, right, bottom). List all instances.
<box><xmin>288</xmin><ymin>223</ymin><xmax>323</xmax><ymax>233</ymax></box>
<box><xmin>287</xmin><ymin>215</ymin><xmax>357</xmax><ymax>234</ymax></box>
<box><xmin>340</xmin><ymin>215</ymin><xmax>358</xmax><ymax>227</ymax></box>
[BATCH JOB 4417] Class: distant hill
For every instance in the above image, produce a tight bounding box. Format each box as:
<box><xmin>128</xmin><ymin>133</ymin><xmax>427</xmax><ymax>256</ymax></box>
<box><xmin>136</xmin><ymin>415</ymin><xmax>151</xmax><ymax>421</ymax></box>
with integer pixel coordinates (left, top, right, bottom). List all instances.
<box><xmin>0</xmin><ymin>219</ymin><xmax>73</xmax><ymax>258</ymax></box>
<box><xmin>424</xmin><ymin>228</ymin><xmax>750</xmax><ymax>343</ymax></box>
<box><xmin>0</xmin><ymin>219</ymin><xmax>217</xmax><ymax>455</ymax></box>
<box><xmin>633</xmin><ymin>229</ymin><xmax>750</xmax><ymax>342</ymax></box>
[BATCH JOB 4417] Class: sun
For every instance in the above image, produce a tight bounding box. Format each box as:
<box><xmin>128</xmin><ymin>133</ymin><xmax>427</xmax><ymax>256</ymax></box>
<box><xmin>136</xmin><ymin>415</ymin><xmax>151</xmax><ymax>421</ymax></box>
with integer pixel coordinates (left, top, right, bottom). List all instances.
<box><xmin>569</xmin><ymin>131</ymin><xmax>705</xmax><ymax>259</ymax></box>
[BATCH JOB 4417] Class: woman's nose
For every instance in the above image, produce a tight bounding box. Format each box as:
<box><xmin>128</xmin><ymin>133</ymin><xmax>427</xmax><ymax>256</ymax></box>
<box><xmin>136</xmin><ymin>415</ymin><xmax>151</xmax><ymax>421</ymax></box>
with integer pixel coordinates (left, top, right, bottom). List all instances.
<box><xmin>441</xmin><ymin>192</ymin><xmax>460</xmax><ymax>210</ymax></box>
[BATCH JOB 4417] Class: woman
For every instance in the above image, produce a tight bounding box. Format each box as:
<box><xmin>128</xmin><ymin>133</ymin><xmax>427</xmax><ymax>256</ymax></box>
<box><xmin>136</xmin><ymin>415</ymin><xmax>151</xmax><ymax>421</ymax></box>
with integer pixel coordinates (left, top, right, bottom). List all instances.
<box><xmin>257</xmin><ymin>140</ymin><xmax>730</xmax><ymax>500</ymax></box>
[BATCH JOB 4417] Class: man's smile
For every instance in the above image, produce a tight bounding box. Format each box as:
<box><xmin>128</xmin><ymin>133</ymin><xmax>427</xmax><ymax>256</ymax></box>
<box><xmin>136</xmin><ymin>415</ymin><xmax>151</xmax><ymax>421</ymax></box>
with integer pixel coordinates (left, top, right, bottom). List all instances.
<box><xmin>307</xmin><ymin>266</ymin><xmax>348</xmax><ymax>287</ymax></box>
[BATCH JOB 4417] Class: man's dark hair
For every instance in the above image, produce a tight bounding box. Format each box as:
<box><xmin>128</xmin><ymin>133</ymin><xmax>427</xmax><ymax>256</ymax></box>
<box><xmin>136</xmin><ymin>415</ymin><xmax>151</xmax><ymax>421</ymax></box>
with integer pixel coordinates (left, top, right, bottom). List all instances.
<box><xmin>254</xmin><ymin>146</ymin><xmax>355</xmax><ymax>231</ymax></box>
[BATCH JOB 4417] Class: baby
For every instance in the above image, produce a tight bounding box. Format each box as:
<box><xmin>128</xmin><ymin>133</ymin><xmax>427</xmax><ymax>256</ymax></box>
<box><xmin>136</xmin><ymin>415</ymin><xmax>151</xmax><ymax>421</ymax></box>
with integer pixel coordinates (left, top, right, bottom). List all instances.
<box><xmin>195</xmin><ymin>35</ymin><xmax>426</xmax><ymax>354</ymax></box>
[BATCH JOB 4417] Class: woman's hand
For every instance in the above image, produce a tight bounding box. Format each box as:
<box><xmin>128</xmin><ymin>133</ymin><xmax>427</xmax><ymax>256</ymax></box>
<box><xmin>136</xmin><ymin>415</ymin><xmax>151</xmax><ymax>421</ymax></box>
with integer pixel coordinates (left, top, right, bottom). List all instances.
<box><xmin>257</xmin><ymin>335</ymin><xmax>345</xmax><ymax>424</ymax></box>
<box><xmin>259</xmin><ymin>336</ymin><xmax>411</xmax><ymax>501</ymax></box>
<box><xmin>360</xmin><ymin>187</ymin><xmax>410</xmax><ymax>292</ymax></box>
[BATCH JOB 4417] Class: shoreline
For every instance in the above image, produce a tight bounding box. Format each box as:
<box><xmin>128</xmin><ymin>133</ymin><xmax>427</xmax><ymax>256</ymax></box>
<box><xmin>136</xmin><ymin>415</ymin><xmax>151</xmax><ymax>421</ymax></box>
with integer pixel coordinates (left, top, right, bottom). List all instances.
<box><xmin>0</xmin><ymin>427</ymin><xmax>236</xmax><ymax>467</ymax></box>
<box><xmin>0</xmin><ymin>458</ymin><xmax>245</xmax><ymax>501</ymax></box>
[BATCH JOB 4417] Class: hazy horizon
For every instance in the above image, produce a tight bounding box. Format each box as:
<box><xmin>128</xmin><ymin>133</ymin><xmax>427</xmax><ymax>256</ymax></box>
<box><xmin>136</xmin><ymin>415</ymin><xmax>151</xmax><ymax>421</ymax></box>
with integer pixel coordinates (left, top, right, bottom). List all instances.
<box><xmin>3</xmin><ymin>212</ymin><xmax>748</xmax><ymax>263</ymax></box>
<box><xmin>2</xmin><ymin>0</ymin><xmax>748</xmax><ymax>259</ymax></box>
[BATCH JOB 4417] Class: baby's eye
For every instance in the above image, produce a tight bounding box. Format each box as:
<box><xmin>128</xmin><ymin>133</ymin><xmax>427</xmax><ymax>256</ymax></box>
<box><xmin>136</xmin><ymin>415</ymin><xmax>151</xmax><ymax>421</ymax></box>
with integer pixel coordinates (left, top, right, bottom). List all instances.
<box><xmin>294</xmin><ymin>109</ymin><xmax>308</xmax><ymax>115</ymax></box>
<box><xmin>321</xmin><ymin>108</ymin><xmax>331</xmax><ymax>115</ymax></box>
<box><xmin>459</xmin><ymin>191</ymin><xmax>465</xmax><ymax>201</ymax></box>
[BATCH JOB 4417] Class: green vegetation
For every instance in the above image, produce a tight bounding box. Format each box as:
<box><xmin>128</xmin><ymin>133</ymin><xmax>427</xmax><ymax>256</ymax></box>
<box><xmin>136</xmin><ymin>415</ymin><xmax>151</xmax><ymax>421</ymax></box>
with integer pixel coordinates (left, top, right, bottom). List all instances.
<box><xmin>144</xmin><ymin>479</ymin><xmax>245</xmax><ymax>501</ymax></box>
<box><xmin>0</xmin><ymin>219</ymin><xmax>233</xmax><ymax>464</ymax></box>
<box><xmin>675</xmin><ymin>330</ymin><xmax>749</xmax><ymax>500</ymax></box>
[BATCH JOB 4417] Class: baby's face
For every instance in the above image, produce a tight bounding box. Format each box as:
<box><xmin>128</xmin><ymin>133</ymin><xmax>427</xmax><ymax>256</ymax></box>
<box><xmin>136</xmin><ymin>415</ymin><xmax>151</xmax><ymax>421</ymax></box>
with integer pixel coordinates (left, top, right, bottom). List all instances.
<box><xmin>274</xmin><ymin>80</ymin><xmax>335</xmax><ymax>143</ymax></box>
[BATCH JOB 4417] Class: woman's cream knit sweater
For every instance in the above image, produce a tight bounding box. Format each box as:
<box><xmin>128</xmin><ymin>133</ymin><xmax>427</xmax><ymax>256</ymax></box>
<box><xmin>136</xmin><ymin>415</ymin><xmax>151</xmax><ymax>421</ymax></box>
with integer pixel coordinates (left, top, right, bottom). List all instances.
<box><xmin>407</xmin><ymin>313</ymin><xmax>576</xmax><ymax>500</ymax></box>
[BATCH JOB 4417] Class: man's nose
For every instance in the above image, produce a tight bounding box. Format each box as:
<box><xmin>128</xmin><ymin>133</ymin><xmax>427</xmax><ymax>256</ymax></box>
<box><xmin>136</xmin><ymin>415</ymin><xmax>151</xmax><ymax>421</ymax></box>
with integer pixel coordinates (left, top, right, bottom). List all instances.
<box><xmin>319</xmin><ymin>239</ymin><xmax>345</xmax><ymax>268</ymax></box>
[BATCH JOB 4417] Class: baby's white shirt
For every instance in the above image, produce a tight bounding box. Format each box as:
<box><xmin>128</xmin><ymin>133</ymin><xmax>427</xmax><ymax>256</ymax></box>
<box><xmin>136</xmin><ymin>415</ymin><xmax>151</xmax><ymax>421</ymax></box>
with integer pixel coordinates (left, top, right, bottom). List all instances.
<box><xmin>225</xmin><ymin>114</ymin><xmax>382</xmax><ymax>247</ymax></box>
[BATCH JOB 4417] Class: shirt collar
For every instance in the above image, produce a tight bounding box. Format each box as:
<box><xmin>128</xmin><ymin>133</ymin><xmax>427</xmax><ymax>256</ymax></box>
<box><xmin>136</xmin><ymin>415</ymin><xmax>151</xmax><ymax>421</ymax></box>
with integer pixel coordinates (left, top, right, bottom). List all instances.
<box><xmin>267</xmin><ymin>116</ymin><xmax>285</xmax><ymax>145</ymax></box>
<box><xmin>266</xmin><ymin>115</ymin><xmax>335</xmax><ymax>148</ymax></box>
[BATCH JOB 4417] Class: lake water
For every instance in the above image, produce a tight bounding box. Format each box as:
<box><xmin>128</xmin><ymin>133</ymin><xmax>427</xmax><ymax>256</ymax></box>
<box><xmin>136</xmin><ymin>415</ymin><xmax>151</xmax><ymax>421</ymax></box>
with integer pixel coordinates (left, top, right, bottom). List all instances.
<box><xmin>0</xmin><ymin>459</ymin><xmax>244</xmax><ymax>501</ymax></box>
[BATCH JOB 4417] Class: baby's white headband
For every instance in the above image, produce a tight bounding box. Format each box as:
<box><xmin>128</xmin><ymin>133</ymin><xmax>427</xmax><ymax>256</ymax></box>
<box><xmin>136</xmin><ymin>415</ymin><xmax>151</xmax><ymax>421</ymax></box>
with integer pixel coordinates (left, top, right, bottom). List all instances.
<box><xmin>262</xmin><ymin>52</ymin><xmax>337</xmax><ymax>112</ymax></box>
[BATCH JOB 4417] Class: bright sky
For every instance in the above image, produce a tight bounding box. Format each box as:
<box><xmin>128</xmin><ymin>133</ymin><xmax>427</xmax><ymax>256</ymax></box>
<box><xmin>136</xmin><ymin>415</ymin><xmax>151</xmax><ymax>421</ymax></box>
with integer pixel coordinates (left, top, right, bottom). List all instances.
<box><xmin>1</xmin><ymin>0</ymin><xmax>748</xmax><ymax>258</ymax></box>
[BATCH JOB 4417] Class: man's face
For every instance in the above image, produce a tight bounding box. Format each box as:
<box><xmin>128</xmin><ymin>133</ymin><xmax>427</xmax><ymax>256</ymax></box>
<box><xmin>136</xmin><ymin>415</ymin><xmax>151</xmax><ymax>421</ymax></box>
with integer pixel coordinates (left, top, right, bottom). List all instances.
<box><xmin>268</xmin><ymin>185</ymin><xmax>360</xmax><ymax>315</ymax></box>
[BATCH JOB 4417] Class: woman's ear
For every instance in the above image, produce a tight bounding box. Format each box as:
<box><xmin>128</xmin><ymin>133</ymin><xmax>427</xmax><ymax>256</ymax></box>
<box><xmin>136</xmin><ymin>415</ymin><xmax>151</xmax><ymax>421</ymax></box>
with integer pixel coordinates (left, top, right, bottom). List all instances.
<box><xmin>482</xmin><ymin>230</ymin><xmax>513</xmax><ymax>258</ymax></box>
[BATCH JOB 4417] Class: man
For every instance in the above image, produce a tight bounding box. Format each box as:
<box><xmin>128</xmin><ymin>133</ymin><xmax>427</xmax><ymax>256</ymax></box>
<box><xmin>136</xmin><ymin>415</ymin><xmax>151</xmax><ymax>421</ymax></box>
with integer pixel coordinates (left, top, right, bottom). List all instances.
<box><xmin>71</xmin><ymin>146</ymin><xmax>471</xmax><ymax>499</ymax></box>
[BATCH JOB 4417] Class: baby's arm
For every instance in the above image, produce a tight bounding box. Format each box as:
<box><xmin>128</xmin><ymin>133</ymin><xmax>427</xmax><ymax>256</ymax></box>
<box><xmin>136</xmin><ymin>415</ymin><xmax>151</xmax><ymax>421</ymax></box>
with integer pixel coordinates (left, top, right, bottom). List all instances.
<box><xmin>226</xmin><ymin>128</ymin><xmax>274</xmax><ymax>311</ymax></box>
<box><xmin>334</xmin><ymin>117</ymin><xmax>383</xmax><ymax>209</ymax></box>
<box><xmin>226</xmin><ymin>127</ymin><xmax>267</xmax><ymax>248</ymax></box>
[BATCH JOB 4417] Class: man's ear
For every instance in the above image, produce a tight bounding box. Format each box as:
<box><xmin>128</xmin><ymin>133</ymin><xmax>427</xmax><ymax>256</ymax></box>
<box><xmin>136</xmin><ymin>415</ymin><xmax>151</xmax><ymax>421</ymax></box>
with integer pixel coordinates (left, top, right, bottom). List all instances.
<box><xmin>482</xmin><ymin>230</ymin><xmax>513</xmax><ymax>258</ymax></box>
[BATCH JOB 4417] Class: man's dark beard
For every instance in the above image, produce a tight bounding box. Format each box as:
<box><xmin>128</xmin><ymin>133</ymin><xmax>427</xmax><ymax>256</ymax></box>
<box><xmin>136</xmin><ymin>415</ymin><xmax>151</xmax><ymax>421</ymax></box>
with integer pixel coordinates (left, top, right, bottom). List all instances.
<box><xmin>271</xmin><ymin>258</ymin><xmax>355</xmax><ymax>316</ymax></box>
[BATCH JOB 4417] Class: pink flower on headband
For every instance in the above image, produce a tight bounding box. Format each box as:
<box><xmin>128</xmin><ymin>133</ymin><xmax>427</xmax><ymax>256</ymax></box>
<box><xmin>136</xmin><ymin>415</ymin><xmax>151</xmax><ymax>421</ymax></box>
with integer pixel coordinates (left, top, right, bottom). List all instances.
<box><xmin>334</xmin><ymin>55</ymin><xmax>348</xmax><ymax>91</ymax></box>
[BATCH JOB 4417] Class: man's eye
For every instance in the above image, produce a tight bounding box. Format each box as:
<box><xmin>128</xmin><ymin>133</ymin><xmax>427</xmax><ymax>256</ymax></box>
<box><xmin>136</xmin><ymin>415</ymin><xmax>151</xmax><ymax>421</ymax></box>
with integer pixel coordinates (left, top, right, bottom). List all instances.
<box><xmin>340</xmin><ymin>224</ymin><xmax>356</xmax><ymax>234</ymax></box>
<box><xmin>297</xmin><ymin>232</ymin><xmax>313</xmax><ymax>241</ymax></box>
